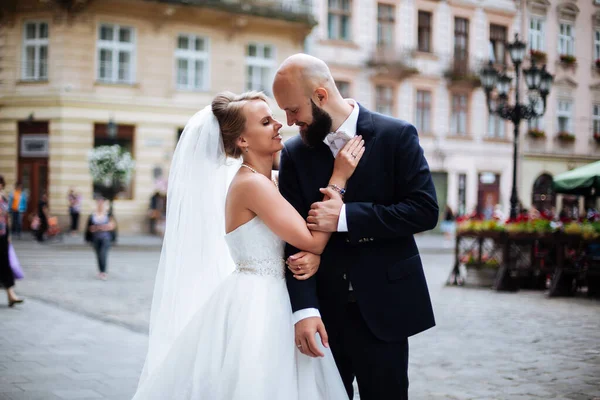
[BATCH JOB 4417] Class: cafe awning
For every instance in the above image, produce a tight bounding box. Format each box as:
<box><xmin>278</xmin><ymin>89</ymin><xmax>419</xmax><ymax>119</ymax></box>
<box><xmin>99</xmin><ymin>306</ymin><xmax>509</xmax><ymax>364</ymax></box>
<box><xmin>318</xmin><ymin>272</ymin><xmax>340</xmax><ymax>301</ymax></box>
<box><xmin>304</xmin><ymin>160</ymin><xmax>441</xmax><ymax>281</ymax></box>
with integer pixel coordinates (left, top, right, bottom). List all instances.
<box><xmin>552</xmin><ymin>160</ymin><xmax>600</xmax><ymax>196</ymax></box>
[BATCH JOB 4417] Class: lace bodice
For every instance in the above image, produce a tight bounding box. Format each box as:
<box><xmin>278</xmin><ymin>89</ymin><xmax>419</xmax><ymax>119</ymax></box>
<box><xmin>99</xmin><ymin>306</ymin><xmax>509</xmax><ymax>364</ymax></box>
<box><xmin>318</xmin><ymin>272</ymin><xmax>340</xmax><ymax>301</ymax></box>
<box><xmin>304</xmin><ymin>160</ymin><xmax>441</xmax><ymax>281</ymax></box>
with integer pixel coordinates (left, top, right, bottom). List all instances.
<box><xmin>225</xmin><ymin>217</ymin><xmax>286</xmax><ymax>279</ymax></box>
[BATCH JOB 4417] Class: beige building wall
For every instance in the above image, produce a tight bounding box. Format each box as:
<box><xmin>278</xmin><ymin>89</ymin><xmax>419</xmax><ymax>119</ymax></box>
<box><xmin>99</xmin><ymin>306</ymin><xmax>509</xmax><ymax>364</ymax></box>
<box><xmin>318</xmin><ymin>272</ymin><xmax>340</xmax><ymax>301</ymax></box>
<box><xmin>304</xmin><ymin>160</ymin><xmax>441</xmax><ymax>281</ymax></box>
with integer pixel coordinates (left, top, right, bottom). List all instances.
<box><xmin>0</xmin><ymin>0</ymin><xmax>313</xmax><ymax>232</ymax></box>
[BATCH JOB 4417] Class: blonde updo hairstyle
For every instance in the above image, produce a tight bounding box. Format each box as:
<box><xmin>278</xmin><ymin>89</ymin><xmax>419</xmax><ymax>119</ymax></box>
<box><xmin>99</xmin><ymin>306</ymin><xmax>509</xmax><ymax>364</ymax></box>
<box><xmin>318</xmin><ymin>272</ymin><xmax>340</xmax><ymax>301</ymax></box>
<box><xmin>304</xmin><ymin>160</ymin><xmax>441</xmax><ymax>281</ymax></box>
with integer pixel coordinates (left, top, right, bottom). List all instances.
<box><xmin>211</xmin><ymin>91</ymin><xmax>269</xmax><ymax>158</ymax></box>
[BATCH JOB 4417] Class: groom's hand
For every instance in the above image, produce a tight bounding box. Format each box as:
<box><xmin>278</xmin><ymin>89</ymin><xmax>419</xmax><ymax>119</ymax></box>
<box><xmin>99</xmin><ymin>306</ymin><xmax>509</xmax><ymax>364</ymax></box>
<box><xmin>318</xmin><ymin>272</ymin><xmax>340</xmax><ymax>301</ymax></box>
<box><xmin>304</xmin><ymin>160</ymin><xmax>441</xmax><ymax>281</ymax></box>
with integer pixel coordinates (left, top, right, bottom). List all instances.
<box><xmin>295</xmin><ymin>317</ymin><xmax>329</xmax><ymax>358</ymax></box>
<box><xmin>307</xmin><ymin>191</ymin><xmax>343</xmax><ymax>232</ymax></box>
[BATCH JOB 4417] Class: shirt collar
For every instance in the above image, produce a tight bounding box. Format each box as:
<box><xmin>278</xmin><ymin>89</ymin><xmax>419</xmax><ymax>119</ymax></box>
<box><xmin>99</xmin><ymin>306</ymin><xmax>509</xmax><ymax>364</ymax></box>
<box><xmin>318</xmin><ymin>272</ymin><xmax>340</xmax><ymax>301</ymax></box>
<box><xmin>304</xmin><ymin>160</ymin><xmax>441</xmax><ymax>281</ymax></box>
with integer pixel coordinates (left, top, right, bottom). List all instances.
<box><xmin>323</xmin><ymin>99</ymin><xmax>359</xmax><ymax>144</ymax></box>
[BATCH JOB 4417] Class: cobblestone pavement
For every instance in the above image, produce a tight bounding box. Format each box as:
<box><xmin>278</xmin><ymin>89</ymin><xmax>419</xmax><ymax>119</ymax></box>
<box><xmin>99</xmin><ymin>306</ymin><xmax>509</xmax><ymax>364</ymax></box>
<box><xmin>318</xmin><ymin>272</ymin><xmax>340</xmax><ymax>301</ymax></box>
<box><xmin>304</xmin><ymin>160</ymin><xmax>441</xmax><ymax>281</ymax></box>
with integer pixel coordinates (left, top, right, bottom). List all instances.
<box><xmin>0</xmin><ymin>239</ymin><xmax>598</xmax><ymax>399</ymax></box>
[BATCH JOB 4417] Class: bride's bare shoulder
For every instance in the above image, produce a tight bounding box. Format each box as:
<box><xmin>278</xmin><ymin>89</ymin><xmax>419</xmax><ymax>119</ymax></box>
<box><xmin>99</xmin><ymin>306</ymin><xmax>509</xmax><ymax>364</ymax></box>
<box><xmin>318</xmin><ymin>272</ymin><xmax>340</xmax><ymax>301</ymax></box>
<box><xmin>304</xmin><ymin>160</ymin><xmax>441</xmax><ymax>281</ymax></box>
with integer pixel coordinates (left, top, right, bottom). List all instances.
<box><xmin>228</xmin><ymin>171</ymin><xmax>275</xmax><ymax>200</ymax></box>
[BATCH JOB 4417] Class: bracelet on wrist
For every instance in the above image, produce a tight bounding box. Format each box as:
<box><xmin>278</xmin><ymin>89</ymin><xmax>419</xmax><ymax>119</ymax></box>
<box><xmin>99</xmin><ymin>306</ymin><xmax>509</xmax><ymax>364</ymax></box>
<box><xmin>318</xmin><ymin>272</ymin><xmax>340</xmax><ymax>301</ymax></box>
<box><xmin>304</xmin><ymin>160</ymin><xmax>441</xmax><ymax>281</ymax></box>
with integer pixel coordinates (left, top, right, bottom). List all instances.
<box><xmin>328</xmin><ymin>184</ymin><xmax>346</xmax><ymax>197</ymax></box>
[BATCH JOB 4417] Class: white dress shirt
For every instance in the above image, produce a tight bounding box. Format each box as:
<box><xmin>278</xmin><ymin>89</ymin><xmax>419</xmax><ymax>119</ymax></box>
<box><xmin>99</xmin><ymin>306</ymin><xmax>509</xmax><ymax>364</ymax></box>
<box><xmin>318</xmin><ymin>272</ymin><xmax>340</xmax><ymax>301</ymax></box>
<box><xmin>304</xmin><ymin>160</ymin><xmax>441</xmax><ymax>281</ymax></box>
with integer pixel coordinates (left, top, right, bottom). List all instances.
<box><xmin>292</xmin><ymin>99</ymin><xmax>359</xmax><ymax>325</ymax></box>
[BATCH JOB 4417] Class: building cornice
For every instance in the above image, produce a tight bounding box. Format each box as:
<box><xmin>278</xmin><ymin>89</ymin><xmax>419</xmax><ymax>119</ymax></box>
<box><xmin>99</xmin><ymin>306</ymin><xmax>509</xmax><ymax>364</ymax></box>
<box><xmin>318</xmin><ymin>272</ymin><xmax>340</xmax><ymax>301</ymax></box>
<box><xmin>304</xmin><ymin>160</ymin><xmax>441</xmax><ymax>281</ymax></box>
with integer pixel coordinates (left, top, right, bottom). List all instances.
<box><xmin>527</xmin><ymin>0</ymin><xmax>551</xmax><ymax>15</ymax></box>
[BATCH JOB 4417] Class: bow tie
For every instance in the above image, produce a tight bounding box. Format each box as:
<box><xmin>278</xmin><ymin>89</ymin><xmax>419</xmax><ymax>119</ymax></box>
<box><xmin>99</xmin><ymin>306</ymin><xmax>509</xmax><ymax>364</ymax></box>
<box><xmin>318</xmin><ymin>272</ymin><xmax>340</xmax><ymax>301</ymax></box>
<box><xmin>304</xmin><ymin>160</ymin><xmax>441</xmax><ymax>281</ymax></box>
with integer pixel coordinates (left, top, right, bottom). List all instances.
<box><xmin>325</xmin><ymin>131</ymin><xmax>351</xmax><ymax>157</ymax></box>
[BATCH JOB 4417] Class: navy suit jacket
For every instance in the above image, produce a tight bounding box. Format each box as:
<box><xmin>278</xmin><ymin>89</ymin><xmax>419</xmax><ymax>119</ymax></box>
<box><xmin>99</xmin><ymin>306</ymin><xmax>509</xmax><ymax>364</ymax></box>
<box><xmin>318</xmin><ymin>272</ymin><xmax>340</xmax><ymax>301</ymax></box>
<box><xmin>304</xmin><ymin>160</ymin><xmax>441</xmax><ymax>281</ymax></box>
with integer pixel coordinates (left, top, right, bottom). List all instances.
<box><xmin>279</xmin><ymin>104</ymin><xmax>438</xmax><ymax>342</ymax></box>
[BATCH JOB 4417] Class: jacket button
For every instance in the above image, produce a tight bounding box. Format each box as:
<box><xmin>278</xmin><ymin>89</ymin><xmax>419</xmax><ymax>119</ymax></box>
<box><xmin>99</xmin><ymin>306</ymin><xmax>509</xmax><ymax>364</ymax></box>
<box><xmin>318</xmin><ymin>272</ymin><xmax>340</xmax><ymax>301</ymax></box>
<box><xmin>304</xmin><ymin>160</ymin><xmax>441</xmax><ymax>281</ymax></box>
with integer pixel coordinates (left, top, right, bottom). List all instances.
<box><xmin>343</xmin><ymin>274</ymin><xmax>347</xmax><ymax>280</ymax></box>
<box><xmin>345</xmin><ymin>238</ymin><xmax>350</xmax><ymax>243</ymax></box>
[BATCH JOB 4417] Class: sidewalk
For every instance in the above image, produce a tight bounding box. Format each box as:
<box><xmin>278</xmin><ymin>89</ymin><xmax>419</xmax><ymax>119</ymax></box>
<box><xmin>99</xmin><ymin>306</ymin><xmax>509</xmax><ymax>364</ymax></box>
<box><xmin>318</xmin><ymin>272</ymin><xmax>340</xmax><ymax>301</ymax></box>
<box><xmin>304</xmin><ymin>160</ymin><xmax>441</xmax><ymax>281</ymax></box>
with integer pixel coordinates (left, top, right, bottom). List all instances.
<box><xmin>0</xmin><ymin>299</ymin><xmax>147</xmax><ymax>400</ymax></box>
<box><xmin>27</xmin><ymin>231</ymin><xmax>454</xmax><ymax>253</ymax></box>
<box><xmin>16</xmin><ymin>233</ymin><xmax>164</xmax><ymax>251</ymax></box>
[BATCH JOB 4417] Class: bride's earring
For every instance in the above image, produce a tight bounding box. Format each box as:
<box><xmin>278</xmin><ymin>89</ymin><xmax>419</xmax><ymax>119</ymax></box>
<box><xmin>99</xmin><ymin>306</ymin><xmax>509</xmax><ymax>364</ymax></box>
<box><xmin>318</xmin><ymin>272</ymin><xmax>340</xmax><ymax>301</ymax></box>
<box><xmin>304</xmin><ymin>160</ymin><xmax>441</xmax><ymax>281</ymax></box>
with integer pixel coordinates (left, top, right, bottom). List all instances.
<box><xmin>245</xmin><ymin>147</ymin><xmax>249</xmax><ymax>153</ymax></box>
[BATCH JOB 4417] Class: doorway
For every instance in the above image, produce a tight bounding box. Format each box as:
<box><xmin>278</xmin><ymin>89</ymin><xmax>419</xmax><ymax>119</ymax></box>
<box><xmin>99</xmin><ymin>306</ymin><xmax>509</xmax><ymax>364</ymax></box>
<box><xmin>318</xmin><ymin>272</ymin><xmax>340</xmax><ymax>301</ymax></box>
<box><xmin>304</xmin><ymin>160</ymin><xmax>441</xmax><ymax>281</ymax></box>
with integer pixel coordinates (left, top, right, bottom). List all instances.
<box><xmin>17</xmin><ymin>121</ymin><xmax>49</xmax><ymax>231</ymax></box>
<box><xmin>431</xmin><ymin>172</ymin><xmax>448</xmax><ymax>232</ymax></box>
<box><xmin>478</xmin><ymin>172</ymin><xmax>500</xmax><ymax>220</ymax></box>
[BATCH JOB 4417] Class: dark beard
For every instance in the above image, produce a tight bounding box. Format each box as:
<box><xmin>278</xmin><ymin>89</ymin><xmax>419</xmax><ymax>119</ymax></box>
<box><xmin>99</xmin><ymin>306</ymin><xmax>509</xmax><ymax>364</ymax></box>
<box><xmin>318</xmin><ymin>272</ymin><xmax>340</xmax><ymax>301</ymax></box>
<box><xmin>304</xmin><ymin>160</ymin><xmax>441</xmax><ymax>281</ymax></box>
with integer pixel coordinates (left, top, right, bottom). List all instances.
<box><xmin>300</xmin><ymin>100</ymin><xmax>333</xmax><ymax>147</ymax></box>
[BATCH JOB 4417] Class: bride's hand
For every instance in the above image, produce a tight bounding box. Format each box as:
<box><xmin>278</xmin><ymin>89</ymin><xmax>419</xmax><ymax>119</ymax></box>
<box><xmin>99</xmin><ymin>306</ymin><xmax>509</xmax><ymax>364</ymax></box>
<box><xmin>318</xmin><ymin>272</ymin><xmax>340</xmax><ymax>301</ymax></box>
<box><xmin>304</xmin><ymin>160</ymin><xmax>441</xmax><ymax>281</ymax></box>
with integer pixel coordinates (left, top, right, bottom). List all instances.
<box><xmin>286</xmin><ymin>251</ymin><xmax>320</xmax><ymax>280</ymax></box>
<box><xmin>332</xmin><ymin>136</ymin><xmax>365</xmax><ymax>181</ymax></box>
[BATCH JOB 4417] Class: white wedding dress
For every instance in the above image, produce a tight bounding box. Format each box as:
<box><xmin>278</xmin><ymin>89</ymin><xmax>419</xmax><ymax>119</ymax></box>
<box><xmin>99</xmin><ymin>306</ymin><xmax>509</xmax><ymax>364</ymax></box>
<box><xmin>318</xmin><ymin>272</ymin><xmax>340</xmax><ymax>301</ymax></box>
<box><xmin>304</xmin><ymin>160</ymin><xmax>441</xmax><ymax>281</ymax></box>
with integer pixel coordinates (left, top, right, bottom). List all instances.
<box><xmin>132</xmin><ymin>216</ymin><xmax>349</xmax><ymax>399</ymax></box>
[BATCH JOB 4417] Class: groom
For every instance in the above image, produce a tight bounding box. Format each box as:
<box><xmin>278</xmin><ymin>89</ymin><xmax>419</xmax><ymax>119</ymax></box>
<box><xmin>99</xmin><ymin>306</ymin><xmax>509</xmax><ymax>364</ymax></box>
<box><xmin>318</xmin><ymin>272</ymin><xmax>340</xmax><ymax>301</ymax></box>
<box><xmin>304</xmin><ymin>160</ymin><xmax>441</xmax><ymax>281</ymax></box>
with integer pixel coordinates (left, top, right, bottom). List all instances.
<box><xmin>273</xmin><ymin>54</ymin><xmax>438</xmax><ymax>399</ymax></box>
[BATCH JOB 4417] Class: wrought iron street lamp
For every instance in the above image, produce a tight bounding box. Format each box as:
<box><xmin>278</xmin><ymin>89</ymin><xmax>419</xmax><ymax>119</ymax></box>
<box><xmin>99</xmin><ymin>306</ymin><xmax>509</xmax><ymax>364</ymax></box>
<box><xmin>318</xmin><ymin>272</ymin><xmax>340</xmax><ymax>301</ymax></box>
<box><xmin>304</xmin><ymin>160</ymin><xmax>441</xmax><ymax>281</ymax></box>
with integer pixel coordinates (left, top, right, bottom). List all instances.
<box><xmin>107</xmin><ymin>117</ymin><xmax>118</xmax><ymax>142</ymax></box>
<box><xmin>480</xmin><ymin>33</ymin><xmax>554</xmax><ymax>220</ymax></box>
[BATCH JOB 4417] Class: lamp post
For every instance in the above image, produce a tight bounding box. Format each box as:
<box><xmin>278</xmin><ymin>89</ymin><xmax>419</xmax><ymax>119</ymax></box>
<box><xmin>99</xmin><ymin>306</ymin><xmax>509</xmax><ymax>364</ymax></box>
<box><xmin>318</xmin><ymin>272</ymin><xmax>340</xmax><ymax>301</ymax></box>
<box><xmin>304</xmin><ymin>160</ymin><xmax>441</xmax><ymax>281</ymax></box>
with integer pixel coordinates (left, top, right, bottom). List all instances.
<box><xmin>107</xmin><ymin>117</ymin><xmax>118</xmax><ymax>143</ymax></box>
<box><xmin>480</xmin><ymin>33</ymin><xmax>554</xmax><ymax>220</ymax></box>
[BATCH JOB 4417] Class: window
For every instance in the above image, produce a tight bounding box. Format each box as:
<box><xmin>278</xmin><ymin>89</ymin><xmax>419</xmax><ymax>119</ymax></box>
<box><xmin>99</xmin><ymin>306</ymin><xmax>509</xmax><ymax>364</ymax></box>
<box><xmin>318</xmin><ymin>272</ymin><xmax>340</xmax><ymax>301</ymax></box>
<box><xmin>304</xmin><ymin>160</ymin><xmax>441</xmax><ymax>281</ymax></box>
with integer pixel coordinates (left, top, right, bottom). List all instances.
<box><xmin>529</xmin><ymin>116</ymin><xmax>544</xmax><ymax>131</ymax></box>
<box><xmin>454</xmin><ymin>18</ymin><xmax>469</xmax><ymax>74</ymax></box>
<box><xmin>375</xmin><ymin>85</ymin><xmax>394</xmax><ymax>115</ymax></box>
<box><xmin>450</xmin><ymin>94</ymin><xmax>468</xmax><ymax>136</ymax></box>
<box><xmin>335</xmin><ymin>80</ymin><xmax>351</xmax><ymax>98</ymax></box>
<box><xmin>418</xmin><ymin>11</ymin><xmax>432</xmax><ymax>52</ymax></box>
<box><xmin>22</xmin><ymin>21</ymin><xmax>48</xmax><ymax>81</ymax></box>
<box><xmin>415</xmin><ymin>90</ymin><xmax>431</xmax><ymax>134</ymax></box>
<box><xmin>489</xmin><ymin>24</ymin><xmax>507</xmax><ymax>65</ymax></box>
<box><xmin>328</xmin><ymin>0</ymin><xmax>351</xmax><ymax>41</ymax></box>
<box><xmin>593</xmin><ymin>104</ymin><xmax>600</xmax><ymax>137</ymax></box>
<box><xmin>377</xmin><ymin>3</ymin><xmax>395</xmax><ymax>47</ymax></box>
<box><xmin>245</xmin><ymin>43</ymin><xmax>275</xmax><ymax>94</ymax></box>
<box><xmin>97</xmin><ymin>24</ymin><xmax>135</xmax><ymax>84</ymax></box>
<box><xmin>458</xmin><ymin>173</ymin><xmax>467</xmax><ymax>216</ymax></box>
<box><xmin>558</xmin><ymin>23</ymin><xmax>574</xmax><ymax>56</ymax></box>
<box><xmin>93</xmin><ymin>123</ymin><xmax>135</xmax><ymax>199</ymax></box>
<box><xmin>487</xmin><ymin>100</ymin><xmax>505</xmax><ymax>138</ymax></box>
<box><xmin>557</xmin><ymin>99</ymin><xmax>573</xmax><ymax>133</ymax></box>
<box><xmin>175</xmin><ymin>34</ymin><xmax>209</xmax><ymax>91</ymax></box>
<box><xmin>595</xmin><ymin>30</ymin><xmax>600</xmax><ymax>61</ymax></box>
<box><xmin>529</xmin><ymin>18</ymin><xmax>544</xmax><ymax>52</ymax></box>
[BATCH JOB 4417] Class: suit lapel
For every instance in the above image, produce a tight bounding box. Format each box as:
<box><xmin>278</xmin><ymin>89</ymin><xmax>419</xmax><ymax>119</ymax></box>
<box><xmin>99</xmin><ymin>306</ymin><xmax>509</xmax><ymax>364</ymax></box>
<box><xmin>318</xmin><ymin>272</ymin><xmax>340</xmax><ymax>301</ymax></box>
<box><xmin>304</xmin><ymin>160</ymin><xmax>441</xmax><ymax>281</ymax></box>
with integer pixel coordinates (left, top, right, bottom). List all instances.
<box><xmin>344</xmin><ymin>105</ymin><xmax>376</xmax><ymax>202</ymax></box>
<box><xmin>304</xmin><ymin>141</ymin><xmax>335</xmax><ymax>205</ymax></box>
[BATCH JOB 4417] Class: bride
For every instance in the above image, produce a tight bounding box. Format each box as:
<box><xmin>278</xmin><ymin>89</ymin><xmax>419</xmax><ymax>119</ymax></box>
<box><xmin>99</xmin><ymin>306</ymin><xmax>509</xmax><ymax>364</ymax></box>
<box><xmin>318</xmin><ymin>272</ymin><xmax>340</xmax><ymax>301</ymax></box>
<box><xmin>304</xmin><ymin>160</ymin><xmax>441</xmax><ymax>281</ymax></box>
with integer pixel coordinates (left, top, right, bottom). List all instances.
<box><xmin>132</xmin><ymin>91</ymin><xmax>365</xmax><ymax>399</ymax></box>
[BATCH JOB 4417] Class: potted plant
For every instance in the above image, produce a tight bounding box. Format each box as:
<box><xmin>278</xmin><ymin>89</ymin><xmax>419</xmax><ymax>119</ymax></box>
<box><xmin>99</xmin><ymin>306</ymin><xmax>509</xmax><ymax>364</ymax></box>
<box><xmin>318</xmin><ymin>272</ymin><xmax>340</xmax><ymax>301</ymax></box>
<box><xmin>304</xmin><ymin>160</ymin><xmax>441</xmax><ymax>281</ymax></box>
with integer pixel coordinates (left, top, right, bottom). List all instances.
<box><xmin>559</xmin><ymin>54</ymin><xmax>577</xmax><ymax>66</ymax></box>
<box><xmin>530</xmin><ymin>49</ymin><xmax>547</xmax><ymax>64</ymax></box>
<box><xmin>556</xmin><ymin>131</ymin><xmax>576</xmax><ymax>142</ymax></box>
<box><xmin>88</xmin><ymin>145</ymin><xmax>135</xmax><ymax>214</ymax></box>
<box><xmin>527</xmin><ymin>129</ymin><xmax>546</xmax><ymax>139</ymax></box>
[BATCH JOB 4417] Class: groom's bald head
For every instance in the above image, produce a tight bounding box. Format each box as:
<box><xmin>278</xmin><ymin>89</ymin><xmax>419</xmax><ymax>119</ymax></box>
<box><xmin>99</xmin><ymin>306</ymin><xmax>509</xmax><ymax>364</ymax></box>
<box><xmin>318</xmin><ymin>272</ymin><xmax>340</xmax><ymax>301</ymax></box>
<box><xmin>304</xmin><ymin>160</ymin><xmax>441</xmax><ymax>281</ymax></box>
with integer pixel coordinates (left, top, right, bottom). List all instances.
<box><xmin>273</xmin><ymin>54</ymin><xmax>336</xmax><ymax>96</ymax></box>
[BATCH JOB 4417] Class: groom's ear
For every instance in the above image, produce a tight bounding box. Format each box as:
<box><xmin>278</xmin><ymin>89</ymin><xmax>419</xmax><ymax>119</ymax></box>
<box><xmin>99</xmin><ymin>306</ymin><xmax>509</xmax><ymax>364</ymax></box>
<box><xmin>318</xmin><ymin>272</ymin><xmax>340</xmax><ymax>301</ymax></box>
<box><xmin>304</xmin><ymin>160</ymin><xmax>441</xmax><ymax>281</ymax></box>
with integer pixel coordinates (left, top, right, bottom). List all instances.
<box><xmin>314</xmin><ymin>88</ymin><xmax>328</xmax><ymax>106</ymax></box>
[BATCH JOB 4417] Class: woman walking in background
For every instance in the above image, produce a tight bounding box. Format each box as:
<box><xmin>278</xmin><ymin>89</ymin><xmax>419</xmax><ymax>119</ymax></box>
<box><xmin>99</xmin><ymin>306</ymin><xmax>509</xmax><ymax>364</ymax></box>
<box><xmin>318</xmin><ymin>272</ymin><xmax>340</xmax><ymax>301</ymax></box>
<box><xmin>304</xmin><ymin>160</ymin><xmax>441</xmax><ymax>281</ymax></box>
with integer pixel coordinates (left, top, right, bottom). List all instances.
<box><xmin>85</xmin><ymin>197</ymin><xmax>115</xmax><ymax>281</ymax></box>
<box><xmin>0</xmin><ymin>175</ymin><xmax>24</xmax><ymax>307</ymax></box>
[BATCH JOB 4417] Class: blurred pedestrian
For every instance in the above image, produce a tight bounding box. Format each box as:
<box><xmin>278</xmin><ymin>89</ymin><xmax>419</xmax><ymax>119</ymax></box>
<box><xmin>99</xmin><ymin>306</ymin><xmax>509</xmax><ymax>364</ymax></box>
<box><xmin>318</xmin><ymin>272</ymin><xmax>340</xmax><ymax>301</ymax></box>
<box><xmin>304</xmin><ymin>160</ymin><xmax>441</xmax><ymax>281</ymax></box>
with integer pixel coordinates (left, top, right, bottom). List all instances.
<box><xmin>0</xmin><ymin>175</ymin><xmax>24</xmax><ymax>307</ymax></box>
<box><xmin>67</xmin><ymin>188</ymin><xmax>82</xmax><ymax>235</ymax></box>
<box><xmin>493</xmin><ymin>204</ymin><xmax>505</xmax><ymax>222</ymax></box>
<box><xmin>85</xmin><ymin>196</ymin><xmax>116</xmax><ymax>280</ymax></box>
<box><xmin>148</xmin><ymin>191</ymin><xmax>160</xmax><ymax>235</ymax></box>
<box><xmin>8</xmin><ymin>181</ymin><xmax>27</xmax><ymax>239</ymax></box>
<box><xmin>440</xmin><ymin>204</ymin><xmax>455</xmax><ymax>239</ymax></box>
<box><xmin>35</xmin><ymin>192</ymin><xmax>49</xmax><ymax>242</ymax></box>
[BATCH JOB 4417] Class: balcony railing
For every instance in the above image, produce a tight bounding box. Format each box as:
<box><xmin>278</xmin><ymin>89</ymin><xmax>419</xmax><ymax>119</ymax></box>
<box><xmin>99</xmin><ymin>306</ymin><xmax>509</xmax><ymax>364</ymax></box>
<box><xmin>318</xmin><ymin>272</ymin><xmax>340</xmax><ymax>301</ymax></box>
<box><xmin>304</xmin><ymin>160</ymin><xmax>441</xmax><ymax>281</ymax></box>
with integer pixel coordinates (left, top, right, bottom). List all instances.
<box><xmin>443</xmin><ymin>53</ymin><xmax>482</xmax><ymax>88</ymax></box>
<box><xmin>366</xmin><ymin>46</ymin><xmax>419</xmax><ymax>79</ymax></box>
<box><xmin>147</xmin><ymin>0</ymin><xmax>316</xmax><ymax>26</ymax></box>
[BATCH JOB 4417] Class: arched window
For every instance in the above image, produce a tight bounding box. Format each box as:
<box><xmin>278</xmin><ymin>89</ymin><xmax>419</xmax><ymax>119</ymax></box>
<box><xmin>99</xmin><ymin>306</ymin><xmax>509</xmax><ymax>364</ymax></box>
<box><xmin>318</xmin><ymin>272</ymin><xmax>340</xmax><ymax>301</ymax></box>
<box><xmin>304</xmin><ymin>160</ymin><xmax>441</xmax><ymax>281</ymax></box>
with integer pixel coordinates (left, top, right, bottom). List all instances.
<box><xmin>532</xmin><ymin>173</ymin><xmax>555</xmax><ymax>214</ymax></box>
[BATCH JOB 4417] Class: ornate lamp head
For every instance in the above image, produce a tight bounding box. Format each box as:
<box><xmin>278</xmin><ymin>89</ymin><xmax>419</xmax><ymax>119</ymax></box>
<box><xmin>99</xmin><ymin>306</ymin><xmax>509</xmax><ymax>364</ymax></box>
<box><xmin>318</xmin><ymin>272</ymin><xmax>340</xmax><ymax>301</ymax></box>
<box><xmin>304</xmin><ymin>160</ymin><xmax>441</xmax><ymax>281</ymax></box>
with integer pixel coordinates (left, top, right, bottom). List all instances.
<box><xmin>507</xmin><ymin>33</ymin><xmax>526</xmax><ymax>65</ymax></box>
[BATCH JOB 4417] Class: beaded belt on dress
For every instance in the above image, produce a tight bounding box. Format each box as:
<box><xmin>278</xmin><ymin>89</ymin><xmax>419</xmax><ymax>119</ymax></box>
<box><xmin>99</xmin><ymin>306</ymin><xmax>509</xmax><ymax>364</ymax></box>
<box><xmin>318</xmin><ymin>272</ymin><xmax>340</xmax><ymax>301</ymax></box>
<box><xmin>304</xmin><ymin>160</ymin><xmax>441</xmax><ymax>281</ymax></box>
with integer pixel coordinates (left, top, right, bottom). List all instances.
<box><xmin>233</xmin><ymin>258</ymin><xmax>285</xmax><ymax>279</ymax></box>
